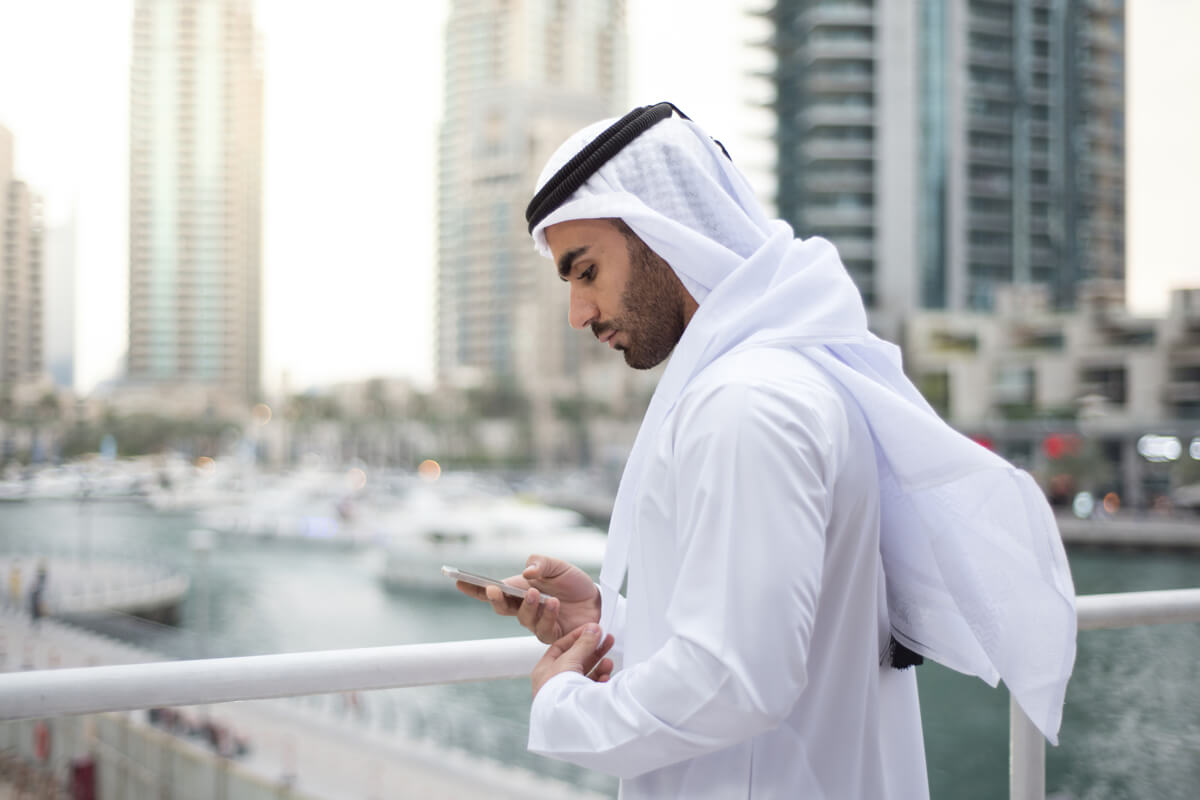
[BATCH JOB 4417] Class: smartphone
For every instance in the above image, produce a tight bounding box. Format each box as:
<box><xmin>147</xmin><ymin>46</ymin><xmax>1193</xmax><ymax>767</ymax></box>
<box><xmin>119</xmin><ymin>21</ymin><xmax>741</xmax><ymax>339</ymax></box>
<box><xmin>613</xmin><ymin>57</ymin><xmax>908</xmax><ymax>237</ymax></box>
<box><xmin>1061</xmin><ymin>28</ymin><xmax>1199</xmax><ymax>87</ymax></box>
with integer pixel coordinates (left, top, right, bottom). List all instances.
<box><xmin>442</xmin><ymin>565</ymin><xmax>553</xmax><ymax>604</ymax></box>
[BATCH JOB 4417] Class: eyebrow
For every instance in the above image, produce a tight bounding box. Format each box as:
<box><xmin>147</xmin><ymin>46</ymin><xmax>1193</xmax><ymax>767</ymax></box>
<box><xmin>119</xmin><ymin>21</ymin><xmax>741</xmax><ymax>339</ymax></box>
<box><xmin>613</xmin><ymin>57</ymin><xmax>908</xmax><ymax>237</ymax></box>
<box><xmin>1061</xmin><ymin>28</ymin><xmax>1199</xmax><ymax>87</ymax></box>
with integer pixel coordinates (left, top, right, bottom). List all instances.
<box><xmin>557</xmin><ymin>246</ymin><xmax>589</xmax><ymax>281</ymax></box>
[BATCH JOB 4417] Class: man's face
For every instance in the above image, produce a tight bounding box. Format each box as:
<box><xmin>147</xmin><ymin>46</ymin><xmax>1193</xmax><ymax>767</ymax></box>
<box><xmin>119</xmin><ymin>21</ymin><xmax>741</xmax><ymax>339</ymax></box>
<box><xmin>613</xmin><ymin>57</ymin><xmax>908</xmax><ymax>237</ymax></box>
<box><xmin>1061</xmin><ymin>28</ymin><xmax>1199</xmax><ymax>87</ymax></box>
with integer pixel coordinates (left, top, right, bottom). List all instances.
<box><xmin>544</xmin><ymin>218</ymin><xmax>695</xmax><ymax>370</ymax></box>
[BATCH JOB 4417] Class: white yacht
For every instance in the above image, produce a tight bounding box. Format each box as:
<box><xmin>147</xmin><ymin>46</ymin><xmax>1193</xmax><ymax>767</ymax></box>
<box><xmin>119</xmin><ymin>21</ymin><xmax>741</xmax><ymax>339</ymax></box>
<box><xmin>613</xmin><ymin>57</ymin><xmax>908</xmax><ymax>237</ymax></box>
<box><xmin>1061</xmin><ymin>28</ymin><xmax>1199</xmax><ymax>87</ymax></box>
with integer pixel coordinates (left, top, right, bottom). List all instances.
<box><xmin>375</xmin><ymin>477</ymin><xmax>607</xmax><ymax>592</ymax></box>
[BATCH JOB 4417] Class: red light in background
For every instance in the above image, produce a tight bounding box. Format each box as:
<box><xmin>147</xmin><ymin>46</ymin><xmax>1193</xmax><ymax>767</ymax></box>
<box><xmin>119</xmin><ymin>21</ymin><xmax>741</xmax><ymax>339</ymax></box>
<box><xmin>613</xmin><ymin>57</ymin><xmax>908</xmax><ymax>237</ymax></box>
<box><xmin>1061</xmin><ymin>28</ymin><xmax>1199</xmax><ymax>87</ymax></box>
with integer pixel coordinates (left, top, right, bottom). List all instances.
<box><xmin>1042</xmin><ymin>433</ymin><xmax>1083</xmax><ymax>460</ymax></box>
<box><xmin>1043</xmin><ymin>434</ymin><xmax>1066</xmax><ymax>460</ymax></box>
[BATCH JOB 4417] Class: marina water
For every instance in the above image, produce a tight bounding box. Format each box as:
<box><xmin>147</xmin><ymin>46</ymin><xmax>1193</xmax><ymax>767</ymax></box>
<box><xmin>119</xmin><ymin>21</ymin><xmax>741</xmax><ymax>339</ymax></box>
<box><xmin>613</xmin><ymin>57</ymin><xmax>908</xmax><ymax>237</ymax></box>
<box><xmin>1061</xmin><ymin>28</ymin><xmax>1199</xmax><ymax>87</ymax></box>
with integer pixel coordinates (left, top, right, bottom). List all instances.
<box><xmin>2</xmin><ymin>499</ymin><xmax>1198</xmax><ymax>798</ymax></box>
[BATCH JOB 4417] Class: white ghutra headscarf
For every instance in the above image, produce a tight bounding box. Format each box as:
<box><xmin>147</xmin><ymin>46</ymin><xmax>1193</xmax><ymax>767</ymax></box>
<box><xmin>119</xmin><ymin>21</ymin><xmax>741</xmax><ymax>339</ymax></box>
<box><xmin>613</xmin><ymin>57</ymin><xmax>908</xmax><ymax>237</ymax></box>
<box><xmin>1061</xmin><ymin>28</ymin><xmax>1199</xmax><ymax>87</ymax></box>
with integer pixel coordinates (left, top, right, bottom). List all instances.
<box><xmin>529</xmin><ymin>111</ymin><xmax>1077</xmax><ymax>743</ymax></box>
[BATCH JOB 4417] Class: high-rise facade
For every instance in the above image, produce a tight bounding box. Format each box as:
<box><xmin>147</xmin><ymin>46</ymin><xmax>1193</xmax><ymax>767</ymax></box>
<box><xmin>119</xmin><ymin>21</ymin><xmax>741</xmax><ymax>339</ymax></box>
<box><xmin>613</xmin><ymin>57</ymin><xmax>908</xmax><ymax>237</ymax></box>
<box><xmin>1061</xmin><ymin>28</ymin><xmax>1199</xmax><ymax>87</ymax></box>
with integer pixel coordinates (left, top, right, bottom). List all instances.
<box><xmin>766</xmin><ymin>0</ymin><xmax>1125</xmax><ymax>330</ymax></box>
<box><xmin>436</xmin><ymin>0</ymin><xmax>627</xmax><ymax>389</ymax></box>
<box><xmin>128</xmin><ymin>0</ymin><xmax>264</xmax><ymax>404</ymax></box>
<box><xmin>0</xmin><ymin>125</ymin><xmax>44</xmax><ymax>404</ymax></box>
<box><xmin>43</xmin><ymin>215</ymin><xmax>77</xmax><ymax>390</ymax></box>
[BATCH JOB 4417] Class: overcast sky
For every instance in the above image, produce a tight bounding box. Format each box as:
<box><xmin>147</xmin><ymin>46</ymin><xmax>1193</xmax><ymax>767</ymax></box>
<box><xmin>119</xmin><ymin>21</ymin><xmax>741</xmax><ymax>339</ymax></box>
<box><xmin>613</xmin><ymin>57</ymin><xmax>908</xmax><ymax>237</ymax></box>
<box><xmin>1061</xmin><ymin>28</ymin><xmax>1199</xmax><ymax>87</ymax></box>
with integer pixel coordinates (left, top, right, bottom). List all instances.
<box><xmin>0</xmin><ymin>0</ymin><xmax>1195</xmax><ymax>395</ymax></box>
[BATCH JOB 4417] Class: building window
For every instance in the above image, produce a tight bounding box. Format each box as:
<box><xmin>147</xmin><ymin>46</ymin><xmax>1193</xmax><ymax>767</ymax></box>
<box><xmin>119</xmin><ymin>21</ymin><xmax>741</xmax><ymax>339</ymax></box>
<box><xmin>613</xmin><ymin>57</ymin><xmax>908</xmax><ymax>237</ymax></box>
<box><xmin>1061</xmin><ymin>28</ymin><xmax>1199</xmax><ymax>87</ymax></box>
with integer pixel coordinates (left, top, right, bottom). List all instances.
<box><xmin>917</xmin><ymin>371</ymin><xmax>951</xmax><ymax>418</ymax></box>
<box><xmin>993</xmin><ymin>364</ymin><xmax>1035</xmax><ymax>418</ymax></box>
<box><xmin>1079</xmin><ymin>365</ymin><xmax>1127</xmax><ymax>406</ymax></box>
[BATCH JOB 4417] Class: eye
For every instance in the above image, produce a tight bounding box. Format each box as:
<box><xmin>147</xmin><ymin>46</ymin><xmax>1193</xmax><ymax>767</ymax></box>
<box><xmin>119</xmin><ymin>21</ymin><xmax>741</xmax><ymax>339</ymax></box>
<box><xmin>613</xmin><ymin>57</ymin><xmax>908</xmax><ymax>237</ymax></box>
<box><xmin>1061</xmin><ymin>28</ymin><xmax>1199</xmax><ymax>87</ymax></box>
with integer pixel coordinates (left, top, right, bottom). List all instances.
<box><xmin>579</xmin><ymin>265</ymin><xmax>596</xmax><ymax>282</ymax></box>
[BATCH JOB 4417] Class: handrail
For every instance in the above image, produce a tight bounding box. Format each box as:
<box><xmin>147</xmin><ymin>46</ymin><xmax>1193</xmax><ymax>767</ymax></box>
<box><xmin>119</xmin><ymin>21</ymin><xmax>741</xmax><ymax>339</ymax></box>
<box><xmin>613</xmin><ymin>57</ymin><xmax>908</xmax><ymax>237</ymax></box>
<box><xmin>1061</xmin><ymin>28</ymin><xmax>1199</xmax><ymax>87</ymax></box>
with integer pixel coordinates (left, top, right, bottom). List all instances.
<box><xmin>0</xmin><ymin>635</ymin><xmax>544</xmax><ymax>721</ymax></box>
<box><xmin>1010</xmin><ymin>588</ymin><xmax>1200</xmax><ymax>800</ymax></box>
<box><xmin>1075</xmin><ymin>587</ymin><xmax>1200</xmax><ymax>630</ymax></box>
<box><xmin>2</xmin><ymin>589</ymin><xmax>1199</xmax><ymax>796</ymax></box>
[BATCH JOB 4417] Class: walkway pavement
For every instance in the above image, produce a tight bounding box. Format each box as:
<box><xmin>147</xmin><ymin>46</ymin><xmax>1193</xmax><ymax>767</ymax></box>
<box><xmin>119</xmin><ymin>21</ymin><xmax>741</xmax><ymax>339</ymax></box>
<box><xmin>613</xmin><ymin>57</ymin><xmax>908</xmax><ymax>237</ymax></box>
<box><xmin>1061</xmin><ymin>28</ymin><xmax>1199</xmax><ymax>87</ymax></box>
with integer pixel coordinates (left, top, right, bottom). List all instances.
<box><xmin>1058</xmin><ymin>512</ymin><xmax>1200</xmax><ymax>548</ymax></box>
<box><xmin>1</xmin><ymin>556</ymin><xmax>188</xmax><ymax>619</ymax></box>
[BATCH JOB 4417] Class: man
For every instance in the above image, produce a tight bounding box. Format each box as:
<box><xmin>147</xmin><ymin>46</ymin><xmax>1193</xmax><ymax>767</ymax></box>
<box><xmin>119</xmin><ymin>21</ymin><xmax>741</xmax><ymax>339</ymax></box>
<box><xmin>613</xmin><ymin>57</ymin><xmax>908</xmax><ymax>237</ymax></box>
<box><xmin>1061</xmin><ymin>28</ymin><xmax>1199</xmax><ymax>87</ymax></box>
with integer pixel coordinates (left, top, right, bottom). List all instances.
<box><xmin>457</xmin><ymin>103</ymin><xmax>1076</xmax><ymax>798</ymax></box>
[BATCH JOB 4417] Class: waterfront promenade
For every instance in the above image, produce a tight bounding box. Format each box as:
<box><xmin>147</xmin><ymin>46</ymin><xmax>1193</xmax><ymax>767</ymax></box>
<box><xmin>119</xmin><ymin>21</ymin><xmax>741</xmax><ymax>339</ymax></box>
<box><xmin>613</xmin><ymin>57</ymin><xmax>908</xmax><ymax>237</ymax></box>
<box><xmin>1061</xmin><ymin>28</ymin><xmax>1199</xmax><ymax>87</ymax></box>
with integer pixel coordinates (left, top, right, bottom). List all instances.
<box><xmin>0</xmin><ymin>609</ymin><xmax>607</xmax><ymax>798</ymax></box>
<box><xmin>1</xmin><ymin>556</ymin><xmax>189</xmax><ymax>622</ymax></box>
<box><xmin>1057</xmin><ymin>512</ymin><xmax>1200</xmax><ymax>549</ymax></box>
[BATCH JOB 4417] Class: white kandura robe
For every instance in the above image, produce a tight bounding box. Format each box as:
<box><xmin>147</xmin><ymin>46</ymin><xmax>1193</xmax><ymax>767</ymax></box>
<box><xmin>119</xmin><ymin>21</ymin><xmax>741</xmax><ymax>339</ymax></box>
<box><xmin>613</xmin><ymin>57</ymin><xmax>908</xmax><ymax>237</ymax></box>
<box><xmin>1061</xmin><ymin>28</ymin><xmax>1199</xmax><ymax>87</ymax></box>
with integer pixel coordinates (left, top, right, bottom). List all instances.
<box><xmin>529</xmin><ymin>345</ymin><xmax>930</xmax><ymax>799</ymax></box>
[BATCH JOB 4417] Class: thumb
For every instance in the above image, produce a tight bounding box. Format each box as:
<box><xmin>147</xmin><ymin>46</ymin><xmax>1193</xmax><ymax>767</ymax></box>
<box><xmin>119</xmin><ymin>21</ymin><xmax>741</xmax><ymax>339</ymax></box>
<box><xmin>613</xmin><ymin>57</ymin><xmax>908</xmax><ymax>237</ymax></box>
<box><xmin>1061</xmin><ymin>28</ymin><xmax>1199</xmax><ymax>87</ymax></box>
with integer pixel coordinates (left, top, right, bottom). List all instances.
<box><xmin>559</xmin><ymin>624</ymin><xmax>603</xmax><ymax>673</ymax></box>
<box><xmin>525</xmin><ymin>554</ymin><xmax>567</xmax><ymax>581</ymax></box>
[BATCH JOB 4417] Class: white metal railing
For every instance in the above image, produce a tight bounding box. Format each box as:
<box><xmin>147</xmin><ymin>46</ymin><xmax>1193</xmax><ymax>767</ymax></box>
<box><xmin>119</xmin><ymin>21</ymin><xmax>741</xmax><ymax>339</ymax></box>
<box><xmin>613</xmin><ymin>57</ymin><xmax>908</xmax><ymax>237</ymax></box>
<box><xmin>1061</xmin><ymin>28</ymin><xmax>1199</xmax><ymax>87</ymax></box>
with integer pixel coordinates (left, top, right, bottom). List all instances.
<box><xmin>0</xmin><ymin>636</ymin><xmax>544</xmax><ymax>720</ymax></box>
<box><xmin>1009</xmin><ymin>587</ymin><xmax>1200</xmax><ymax>800</ymax></box>
<box><xmin>2</xmin><ymin>590</ymin><xmax>1199</xmax><ymax>797</ymax></box>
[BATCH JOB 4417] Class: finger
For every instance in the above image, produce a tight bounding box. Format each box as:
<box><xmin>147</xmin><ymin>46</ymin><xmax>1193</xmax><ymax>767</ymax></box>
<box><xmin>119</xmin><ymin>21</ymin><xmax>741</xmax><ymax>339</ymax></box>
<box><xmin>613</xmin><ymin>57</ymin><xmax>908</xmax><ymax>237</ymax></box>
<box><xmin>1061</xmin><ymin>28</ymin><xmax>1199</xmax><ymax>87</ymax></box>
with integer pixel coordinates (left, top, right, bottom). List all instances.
<box><xmin>484</xmin><ymin>585</ymin><xmax>521</xmax><ymax>617</ymax></box>
<box><xmin>582</xmin><ymin>633</ymin><xmax>615</xmax><ymax>674</ymax></box>
<box><xmin>501</xmin><ymin>573</ymin><xmax>532</xmax><ymax>591</ymax></box>
<box><xmin>557</xmin><ymin>624</ymin><xmax>607</xmax><ymax>674</ymax></box>
<box><xmin>516</xmin><ymin>587</ymin><xmax>544</xmax><ymax>632</ymax></box>
<box><xmin>543</xmin><ymin>624</ymin><xmax>587</xmax><ymax>662</ymax></box>
<box><xmin>533</xmin><ymin>595</ymin><xmax>561</xmax><ymax>644</ymax></box>
<box><xmin>588</xmin><ymin>657</ymin><xmax>614</xmax><ymax>683</ymax></box>
<box><xmin>454</xmin><ymin>580</ymin><xmax>488</xmax><ymax>601</ymax></box>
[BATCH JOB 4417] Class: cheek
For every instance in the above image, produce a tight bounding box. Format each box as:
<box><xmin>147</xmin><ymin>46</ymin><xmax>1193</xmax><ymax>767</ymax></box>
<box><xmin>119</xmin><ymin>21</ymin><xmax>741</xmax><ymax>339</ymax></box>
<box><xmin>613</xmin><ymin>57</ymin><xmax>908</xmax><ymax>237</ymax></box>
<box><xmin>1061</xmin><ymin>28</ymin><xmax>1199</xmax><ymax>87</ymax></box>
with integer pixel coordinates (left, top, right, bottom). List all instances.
<box><xmin>606</xmin><ymin>273</ymin><xmax>635</xmax><ymax>307</ymax></box>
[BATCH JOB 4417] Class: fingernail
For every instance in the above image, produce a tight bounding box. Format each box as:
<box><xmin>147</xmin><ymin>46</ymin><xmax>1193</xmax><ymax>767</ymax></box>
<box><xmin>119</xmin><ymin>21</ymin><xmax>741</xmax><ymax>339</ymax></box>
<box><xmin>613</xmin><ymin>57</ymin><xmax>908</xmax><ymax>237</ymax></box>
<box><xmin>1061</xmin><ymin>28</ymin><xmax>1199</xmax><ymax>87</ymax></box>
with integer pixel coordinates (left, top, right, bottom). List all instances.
<box><xmin>524</xmin><ymin>562</ymin><xmax>539</xmax><ymax>573</ymax></box>
<box><xmin>584</xmin><ymin>624</ymin><xmax>600</xmax><ymax>636</ymax></box>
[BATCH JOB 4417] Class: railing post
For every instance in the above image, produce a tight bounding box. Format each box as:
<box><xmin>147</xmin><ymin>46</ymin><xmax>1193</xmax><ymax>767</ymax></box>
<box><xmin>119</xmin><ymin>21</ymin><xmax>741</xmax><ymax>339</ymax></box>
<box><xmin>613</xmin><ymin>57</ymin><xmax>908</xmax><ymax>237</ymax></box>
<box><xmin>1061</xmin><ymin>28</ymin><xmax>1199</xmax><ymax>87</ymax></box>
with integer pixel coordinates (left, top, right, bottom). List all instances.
<box><xmin>1009</xmin><ymin>696</ymin><xmax>1045</xmax><ymax>800</ymax></box>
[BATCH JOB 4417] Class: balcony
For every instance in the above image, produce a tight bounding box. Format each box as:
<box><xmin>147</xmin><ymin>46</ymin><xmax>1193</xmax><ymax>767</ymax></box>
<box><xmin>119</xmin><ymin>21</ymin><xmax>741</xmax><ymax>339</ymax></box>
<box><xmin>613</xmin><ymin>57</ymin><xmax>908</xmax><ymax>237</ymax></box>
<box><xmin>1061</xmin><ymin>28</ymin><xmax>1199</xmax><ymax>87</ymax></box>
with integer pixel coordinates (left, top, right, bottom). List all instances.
<box><xmin>799</xmin><ymin>6</ymin><xmax>874</xmax><ymax>28</ymax></box>
<box><xmin>805</xmin><ymin>40</ymin><xmax>875</xmax><ymax>62</ymax></box>
<box><xmin>806</xmin><ymin>74</ymin><xmax>873</xmax><ymax>93</ymax></box>
<box><xmin>968</xmin><ymin>113</ymin><xmax>1012</xmax><ymax>135</ymax></box>
<box><xmin>801</xmin><ymin>139</ymin><xmax>875</xmax><ymax>161</ymax></box>
<box><xmin>967</xmin><ymin>49</ymin><xmax>1013</xmax><ymax>70</ymax></box>
<box><xmin>968</xmin><ymin>143</ymin><xmax>1013</xmax><ymax>166</ymax></box>
<box><xmin>968</xmin><ymin>177</ymin><xmax>1013</xmax><ymax>198</ymax></box>
<box><xmin>807</xmin><ymin>174</ymin><xmax>874</xmax><ymax>193</ymax></box>
<box><xmin>968</xmin><ymin>243</ymin><xmax>1013</xmax><ymax>265</ymax></box>
<box><xmin>968</xmin><ymin>17</ymin><xmax>1013</xmax><ymax>38</ymax></box>
<box><xmin>1161</xmin><ymin>382</ymin><xmax>1200</xmax><ymax>404</ymax></box>
<box><xmin>803</xmin><ymin>205</ymin><xmax>874</xmax><ymax>228</ymax></box>
<box><xmin>832</xmin><ymin>237</ymin><xmax>875</xmax><ymax>261</ymax></box>
<box><xmin>802</xmin><ymin>105</ymin><xmax>874</xmax><ymax>128</ymax></box>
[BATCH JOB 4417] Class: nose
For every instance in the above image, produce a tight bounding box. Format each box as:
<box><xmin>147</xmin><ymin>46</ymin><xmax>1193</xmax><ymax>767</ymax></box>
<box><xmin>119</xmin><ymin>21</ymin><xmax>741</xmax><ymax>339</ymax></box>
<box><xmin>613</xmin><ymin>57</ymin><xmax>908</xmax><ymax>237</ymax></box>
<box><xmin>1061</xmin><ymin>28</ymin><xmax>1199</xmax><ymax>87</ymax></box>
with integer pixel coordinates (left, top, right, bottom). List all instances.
<box><xmin>568</xmin><ymin>285</ymin><xmax>598</xmax><ymax>330</ymax></box>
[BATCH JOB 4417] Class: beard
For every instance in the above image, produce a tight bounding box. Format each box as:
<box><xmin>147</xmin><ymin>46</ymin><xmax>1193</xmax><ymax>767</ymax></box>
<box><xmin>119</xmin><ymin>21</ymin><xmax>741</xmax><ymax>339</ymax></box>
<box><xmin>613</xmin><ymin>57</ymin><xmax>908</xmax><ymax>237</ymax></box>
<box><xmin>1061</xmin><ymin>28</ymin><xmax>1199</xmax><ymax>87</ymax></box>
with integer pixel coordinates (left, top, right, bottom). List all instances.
<box><xmin>593</xmin><ymin>233</ymin><xmax>688</xmax><ymax>370</ymax></box>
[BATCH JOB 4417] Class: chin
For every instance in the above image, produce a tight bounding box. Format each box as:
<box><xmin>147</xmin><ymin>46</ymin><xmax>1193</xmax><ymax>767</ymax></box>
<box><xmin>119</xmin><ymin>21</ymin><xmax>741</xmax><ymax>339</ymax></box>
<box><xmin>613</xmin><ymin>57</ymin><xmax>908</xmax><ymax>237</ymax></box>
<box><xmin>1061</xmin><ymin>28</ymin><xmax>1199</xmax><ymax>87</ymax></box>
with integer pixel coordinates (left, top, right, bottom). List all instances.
<box><xmin>623</xmin><ymin>348</ymin><xmax>671</xmax><ymax>370</ymax></box>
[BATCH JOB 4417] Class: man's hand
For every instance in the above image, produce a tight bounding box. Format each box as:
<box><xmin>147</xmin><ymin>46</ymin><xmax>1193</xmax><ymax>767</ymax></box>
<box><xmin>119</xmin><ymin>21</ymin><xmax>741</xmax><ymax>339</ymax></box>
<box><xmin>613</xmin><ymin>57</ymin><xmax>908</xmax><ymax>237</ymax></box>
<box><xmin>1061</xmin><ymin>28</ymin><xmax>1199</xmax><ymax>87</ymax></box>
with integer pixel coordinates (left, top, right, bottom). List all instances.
<box><xmin>454</xmin><ymin>554</ymin><xmax>601</xmax><ymax>644</ymax></box>
<box><xmin>532</xmin><ymin>624</ymin><xmax>615</xmax><ymax>698</ymax></box>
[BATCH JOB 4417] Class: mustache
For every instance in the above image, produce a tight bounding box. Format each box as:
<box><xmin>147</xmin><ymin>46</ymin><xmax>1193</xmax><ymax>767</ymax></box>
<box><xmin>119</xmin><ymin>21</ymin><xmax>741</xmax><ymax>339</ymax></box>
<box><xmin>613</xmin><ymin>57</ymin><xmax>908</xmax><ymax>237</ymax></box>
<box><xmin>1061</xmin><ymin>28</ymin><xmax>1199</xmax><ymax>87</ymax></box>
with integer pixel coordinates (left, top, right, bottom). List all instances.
<box><xmin>591</xmin><ymin>321</ymin><xmax>616</xmax><ymax>340</ymax></box>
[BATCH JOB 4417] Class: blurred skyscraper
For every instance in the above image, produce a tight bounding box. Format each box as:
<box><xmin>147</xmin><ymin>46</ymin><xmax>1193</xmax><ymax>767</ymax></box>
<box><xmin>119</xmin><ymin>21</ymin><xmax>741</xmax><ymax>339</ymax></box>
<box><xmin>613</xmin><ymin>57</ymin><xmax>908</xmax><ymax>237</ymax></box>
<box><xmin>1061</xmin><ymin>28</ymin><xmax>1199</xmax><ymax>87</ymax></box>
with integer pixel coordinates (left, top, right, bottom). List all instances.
<box><xmin>0</xmin><ymin>124</ymin><xmax>44</xmax><ymax>406</ymax></box>
<box><xmin>437</xmin><ymin>0</ymin><xmax>644</xmax><ymax>462</ymax></box>
<box><xmin>764</xmin><ymin>0</ymin><xmax>1125</xmax><ymax>332</ymax></box>
<box><xmin>42</xmin><ymin>215</ymin><xmax>77</xmax><ymax>391</ymax></box>
<box><xmin>437</xmin><ymin>0</ymin><xmax>627</xmax><ymax>384</ymax></box>
<box><xmin>127</xmin><ymin>0</ymin><xmax>264</xmax><ymax>406</ymax></box>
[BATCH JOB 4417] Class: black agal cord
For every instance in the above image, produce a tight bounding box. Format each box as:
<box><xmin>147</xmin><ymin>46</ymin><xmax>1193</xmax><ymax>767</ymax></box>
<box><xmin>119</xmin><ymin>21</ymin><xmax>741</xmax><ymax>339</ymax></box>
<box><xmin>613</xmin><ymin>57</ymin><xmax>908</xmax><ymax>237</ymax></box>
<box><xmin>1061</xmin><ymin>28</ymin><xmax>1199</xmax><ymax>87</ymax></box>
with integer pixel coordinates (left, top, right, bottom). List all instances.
<box><xmin>524</xmin><ymin>101</ymin><xmax>730</xmax><ymax>234</ymax></box>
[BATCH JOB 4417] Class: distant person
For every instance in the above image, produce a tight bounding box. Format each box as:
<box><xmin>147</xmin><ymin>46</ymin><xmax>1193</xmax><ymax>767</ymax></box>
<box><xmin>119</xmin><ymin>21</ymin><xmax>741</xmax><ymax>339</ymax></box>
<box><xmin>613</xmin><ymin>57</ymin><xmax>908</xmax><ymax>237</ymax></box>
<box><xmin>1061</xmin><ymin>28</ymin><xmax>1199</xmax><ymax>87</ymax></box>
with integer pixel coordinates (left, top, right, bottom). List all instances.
<box><xmin>459</xmin><ymin>103</ymin><xmax>1077</xmax><ymax>798</ymax></box>
<box><xmin>7</xmin><ymin>559</ymin><xmax>21</xmax><ymax>610</ymax></box>
<box><xmin>29</xmin><ymin>561</ymin><xmax>47</xmax><ymax>625</ymax></box>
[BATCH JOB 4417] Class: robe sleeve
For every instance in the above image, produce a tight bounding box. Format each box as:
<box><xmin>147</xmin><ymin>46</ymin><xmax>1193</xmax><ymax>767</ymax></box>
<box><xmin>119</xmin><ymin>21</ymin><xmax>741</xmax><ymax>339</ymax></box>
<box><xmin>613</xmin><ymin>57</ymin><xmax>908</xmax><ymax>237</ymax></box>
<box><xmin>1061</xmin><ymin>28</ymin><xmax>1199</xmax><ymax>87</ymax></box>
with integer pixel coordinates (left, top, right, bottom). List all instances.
<box><xmin>528</xmin><ymin>378</ymin><xmax>843</xmax><ymax>778</ymax></box>
<box><xmin>600</xmin><ymin>583</ymin><xmax>628</xmax><ymax>668</ymax></box>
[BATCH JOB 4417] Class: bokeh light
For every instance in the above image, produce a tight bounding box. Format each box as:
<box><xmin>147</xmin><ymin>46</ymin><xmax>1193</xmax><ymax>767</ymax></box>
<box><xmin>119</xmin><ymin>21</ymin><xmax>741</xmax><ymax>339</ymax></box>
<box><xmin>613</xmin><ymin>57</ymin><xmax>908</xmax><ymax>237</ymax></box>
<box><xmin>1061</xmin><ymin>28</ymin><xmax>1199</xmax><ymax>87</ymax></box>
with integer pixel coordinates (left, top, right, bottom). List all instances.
<box><xmin>417</xmin><ymin>459</ymin><xmax>441</xmax><ymax>481</ymax></box>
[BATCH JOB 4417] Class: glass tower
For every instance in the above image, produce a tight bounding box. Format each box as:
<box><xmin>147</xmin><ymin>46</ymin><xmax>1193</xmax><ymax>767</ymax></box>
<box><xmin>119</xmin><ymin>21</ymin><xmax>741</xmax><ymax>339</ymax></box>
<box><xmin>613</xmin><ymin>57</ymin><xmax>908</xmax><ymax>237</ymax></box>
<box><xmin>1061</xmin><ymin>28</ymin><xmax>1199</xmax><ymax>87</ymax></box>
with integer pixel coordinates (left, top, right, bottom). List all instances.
<box><xmin>765</xmin><ymin>0</ymin><xmax>1125</xmax><ymax>317</ymax></box>
<box><xmin>436</xmin><ymin>0</ymin><xmax>627</xmax><ymax>386</ymax></box>
<box><xmin>128</xmin><ymin>0</ymin><xmax>264</xmax><ymax>402</ymax></box>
